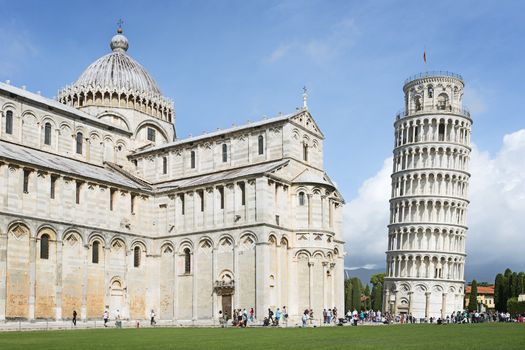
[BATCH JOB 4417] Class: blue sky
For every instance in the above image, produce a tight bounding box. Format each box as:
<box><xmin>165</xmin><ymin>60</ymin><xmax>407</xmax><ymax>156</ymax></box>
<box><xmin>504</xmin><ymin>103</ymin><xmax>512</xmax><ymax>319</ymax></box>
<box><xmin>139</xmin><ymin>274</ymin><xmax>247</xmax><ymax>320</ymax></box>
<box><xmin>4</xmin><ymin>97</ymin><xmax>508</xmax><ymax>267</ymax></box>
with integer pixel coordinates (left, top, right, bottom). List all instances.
<box><xmin>1</xmin><ymin>0</ymin><xmax>524</xmax><ymax>282</ymax></box>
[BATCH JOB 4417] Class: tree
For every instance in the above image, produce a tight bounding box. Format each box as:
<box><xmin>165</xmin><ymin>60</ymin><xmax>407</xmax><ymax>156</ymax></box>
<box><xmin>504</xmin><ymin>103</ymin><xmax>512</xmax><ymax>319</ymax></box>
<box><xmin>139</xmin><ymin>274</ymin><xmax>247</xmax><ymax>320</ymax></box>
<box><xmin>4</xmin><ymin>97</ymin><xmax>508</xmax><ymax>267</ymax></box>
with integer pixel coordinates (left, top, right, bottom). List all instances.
<box><xmin>344</xmin><ymin>279</ymin><xmax>353</xmax><ymax>313</ymax></box>
<box><xmin>363</xmin><ymin>285</ymin><xmax>371</xmax><ymax>310</ymax></box>
<box><xmin>370</xmin><ymin>273</ymin><xmax>385</xmax><ymax>286</ymax></box>
<box><xmin>495</xmin><ymin>273</ymin><xmax>505</xmax><ymax>311</ymax></box>
<box><xmin>468</xmin><ymin>280</ymin><xmax>478</xmax><ymax>312</ymax></box>
<box><xmin>370</xmin><ymin>273</ymin><xmax>385</xmax><ymax>311</ymax></box>
<box><xmin>507</xmin><ymin>297</ymin><xmax>525</xmax><ymax>317</ymax></box>
<box><xmin>510</xmin><ymin>272</ymin><xmax>519</xmax><ymax>298</ymax></box>
<box><xmin>518</xmin><ymin>272</ymin><xmax>525</xmax><ymax>295</ymax></box>
<box><xmin>351</xmin><ymin>277</ymin><xmax>362</xmax><ymax>311</ymax></box>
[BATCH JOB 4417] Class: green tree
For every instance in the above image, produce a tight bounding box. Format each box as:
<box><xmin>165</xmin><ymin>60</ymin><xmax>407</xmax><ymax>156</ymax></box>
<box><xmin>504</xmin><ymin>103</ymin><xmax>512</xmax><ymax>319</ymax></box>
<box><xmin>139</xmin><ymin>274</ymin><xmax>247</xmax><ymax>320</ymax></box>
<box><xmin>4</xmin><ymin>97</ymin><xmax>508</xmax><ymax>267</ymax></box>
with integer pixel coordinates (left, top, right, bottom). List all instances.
<box><xmin>370</xmin><ymin>273</ymin><xmax>385</xmax><ymax>311</ymax></box>
<box><xmin>370</xmin><ymin>273</ymin><xmax>385</xmax><ymax>286</ymax></box>
<box><xmin>510</xmin><ymin>272</ymin><xmax>519</xmax><ymax>298</ymax></box>
<box><xmin>372</xmin><ymin>283</ymin><xmax>383</xmax><ymax>311</ymax></box>
<box><xmin>468</xmin><ymin>280</ymin><xmax>478</xmax><ymax>312</ymax></box>
<box><xmin>344</xmin><ymin>279</ymin><xmax>353</xmax><ymax>313</ymax></box>
<box><xmin>518</xmin><ymin>272</ymin><xmax>525</xmax><ymax>295</ymax></box>
<box><xmin>495</xmin><ymin>273</ymin><xmax>505</xmax><ymax>311</ymax></box>
<box><xmin>351</xmin><ymin>277</ymin><xmax>362</xmax><ymax>311</ymax></box>
<box><xmin>363</xmin><ymin>285</ymin><xmax>371</xmax><ymax>310</ymax></box>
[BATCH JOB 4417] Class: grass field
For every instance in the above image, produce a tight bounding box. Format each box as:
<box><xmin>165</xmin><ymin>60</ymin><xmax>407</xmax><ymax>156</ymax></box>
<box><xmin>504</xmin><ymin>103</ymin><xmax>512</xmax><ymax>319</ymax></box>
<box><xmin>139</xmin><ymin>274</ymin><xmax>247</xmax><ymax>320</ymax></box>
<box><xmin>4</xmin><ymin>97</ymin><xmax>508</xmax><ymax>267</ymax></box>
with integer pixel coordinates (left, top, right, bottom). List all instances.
<box><xmin>0</xmin><ymin>323</ymin><xmax>523</xmax><ymax>350</ymax></box>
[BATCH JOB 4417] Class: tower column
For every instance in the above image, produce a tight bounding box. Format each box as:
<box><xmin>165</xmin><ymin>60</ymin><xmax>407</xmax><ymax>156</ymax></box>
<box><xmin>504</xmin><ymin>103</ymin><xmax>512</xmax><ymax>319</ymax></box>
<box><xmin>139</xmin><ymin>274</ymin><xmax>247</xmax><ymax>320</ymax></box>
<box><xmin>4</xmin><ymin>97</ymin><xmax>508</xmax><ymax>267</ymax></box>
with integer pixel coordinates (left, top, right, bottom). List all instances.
<box><xmin>425</xmin><ymin>291</ymin><xmax>431</xmax><ymax>319</ymax></box>
<box><xmin>441</xmin><ymin>292</ymin><xmax>447</xmax><ymax>319</ymax></box>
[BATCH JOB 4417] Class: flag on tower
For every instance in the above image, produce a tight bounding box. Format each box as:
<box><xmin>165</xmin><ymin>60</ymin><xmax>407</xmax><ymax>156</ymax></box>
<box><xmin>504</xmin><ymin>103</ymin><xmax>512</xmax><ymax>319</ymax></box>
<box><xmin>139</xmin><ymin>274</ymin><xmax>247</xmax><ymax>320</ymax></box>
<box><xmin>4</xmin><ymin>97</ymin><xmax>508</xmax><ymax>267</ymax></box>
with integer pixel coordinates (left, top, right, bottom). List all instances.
<box><xmin>423</xmin><ymin>49</ymin><xmax>427</xmax><ymax>64</ymax></box>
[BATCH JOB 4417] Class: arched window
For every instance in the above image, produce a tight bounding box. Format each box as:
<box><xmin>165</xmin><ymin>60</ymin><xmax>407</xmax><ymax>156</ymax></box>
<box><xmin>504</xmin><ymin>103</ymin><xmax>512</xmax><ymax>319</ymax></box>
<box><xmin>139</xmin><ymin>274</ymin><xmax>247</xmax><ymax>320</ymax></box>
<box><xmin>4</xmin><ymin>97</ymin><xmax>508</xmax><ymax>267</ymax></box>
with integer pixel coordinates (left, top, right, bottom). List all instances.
<box><xmin>438</xmin><ymin>122</ymin><xmax>445</xmax><ymax>141</ymax></box>
<box><xmin>303</xmin><ymin>143</ymin><xmax>308</xmax><ymax>162</ymax></box>
<box><xmin>298</xmin><ymin>192</ymin><xmax>305</xmax><ymax>206</ymax></box>
<box><xmin>92</xmin><ymin>241</ymin><xmax>99</xmax><ymax>264</ymax></box>
<box><xmin>184</xmin><ymin>248</ymin><xmax>191</xmax><ymax>274</ymax></box>
<box><xmin>133</xmin><ymin>246</ymin><xmax>141</xmax><ymax>267</ymax></box>
<box><xmin>76</xmin><ymin>132</ymin><xmax>83</xmax><ymax>154</ymax></box>
<box><xmin>258</xmin><ymin>135</ymin><xmax>264</xmax><ymax>155</ymax></box>
<box><xmin>222</xmin><ymin>144</ymin><xmax>228</xmax><ymax>162</ymax></box>
<box><xmin>147</xmin><ymin>127</ymin><xmax>156</xmax><ymax>142</ymax></box>
<box><xmin>40</xmin><ymin>234</ymin><xmax>49</xmax><ymax>260</ymax></box>
<box><xmin>44</xmin><ymin>122</ymin><xmax>52</xmax><ymax>145</ymax></box>
<box><xmin>428</xmin><ymin>85</ymin><xmax>434</xmax><ymax>98</ymax></box>
<box><xmin>437</xmin><ymin>93</ymin><xmax>449</xmax><ymax>110</ymax></box>
<box><xmin>190</xmin><ymin>150</ymin><xmax>196</xmax><ymax>169</ymax></box>
<box><xmin>5</xmin><ymin>110</ymin><xmax>13</xmax><ymax>134</ymax></box>
<box><xmin>414</xmin><ymin>96</ymin><xmax>422</xmax><ymax>111</ymax></box>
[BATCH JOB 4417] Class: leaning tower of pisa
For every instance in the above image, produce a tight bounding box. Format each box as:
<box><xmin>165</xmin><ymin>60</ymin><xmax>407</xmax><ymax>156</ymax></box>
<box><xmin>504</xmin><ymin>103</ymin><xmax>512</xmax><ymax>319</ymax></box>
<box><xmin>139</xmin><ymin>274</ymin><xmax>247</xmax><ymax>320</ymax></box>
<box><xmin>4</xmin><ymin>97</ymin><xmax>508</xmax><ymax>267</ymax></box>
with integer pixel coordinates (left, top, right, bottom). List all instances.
<box><xmin>383</xmin><ymin>72</ymin><xmax>472</xmax><ymax>320</ymax></box>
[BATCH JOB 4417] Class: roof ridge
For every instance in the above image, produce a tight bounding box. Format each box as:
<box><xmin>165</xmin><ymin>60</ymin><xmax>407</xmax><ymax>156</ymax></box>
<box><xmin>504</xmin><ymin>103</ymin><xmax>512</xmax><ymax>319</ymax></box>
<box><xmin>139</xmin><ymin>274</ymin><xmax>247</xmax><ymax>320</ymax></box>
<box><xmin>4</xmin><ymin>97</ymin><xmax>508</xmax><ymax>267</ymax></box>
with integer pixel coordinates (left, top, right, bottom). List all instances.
<box><xmin>104</xmin><ymin>162</ymin><xmax>152</xmax><ymax>189</ymax></box>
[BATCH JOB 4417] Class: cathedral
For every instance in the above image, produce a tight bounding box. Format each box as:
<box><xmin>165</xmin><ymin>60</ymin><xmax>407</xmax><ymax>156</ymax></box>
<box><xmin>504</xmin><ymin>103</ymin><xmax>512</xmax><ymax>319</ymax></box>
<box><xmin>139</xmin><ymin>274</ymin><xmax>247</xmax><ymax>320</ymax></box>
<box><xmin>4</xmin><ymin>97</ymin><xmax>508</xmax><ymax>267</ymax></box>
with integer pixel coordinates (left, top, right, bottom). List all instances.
<box><xmin>0</xmin><ymin>27</ymin><xmax>345</xmax><ymax>324</ymax></box>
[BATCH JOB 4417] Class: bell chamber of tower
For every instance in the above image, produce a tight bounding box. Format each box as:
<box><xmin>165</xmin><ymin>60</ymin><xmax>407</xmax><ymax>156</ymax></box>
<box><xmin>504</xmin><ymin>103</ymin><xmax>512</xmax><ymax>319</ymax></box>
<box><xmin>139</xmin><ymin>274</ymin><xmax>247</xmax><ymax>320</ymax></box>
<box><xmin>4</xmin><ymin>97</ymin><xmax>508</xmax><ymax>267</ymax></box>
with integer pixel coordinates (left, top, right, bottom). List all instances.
<box><xmin>383</xmin><ymin>71</ymin><xmax>472</xmax><ymax>320</ymax></box>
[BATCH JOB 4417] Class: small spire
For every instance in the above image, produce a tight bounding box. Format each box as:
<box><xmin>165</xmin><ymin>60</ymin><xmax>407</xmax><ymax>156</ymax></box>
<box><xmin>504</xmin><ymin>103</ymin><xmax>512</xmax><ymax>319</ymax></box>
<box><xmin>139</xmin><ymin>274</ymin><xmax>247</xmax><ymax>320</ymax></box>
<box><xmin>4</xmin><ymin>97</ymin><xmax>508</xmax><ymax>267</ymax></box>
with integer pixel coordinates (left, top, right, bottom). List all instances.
<box><xmin>110</xmin><ymin>19</ymin><xmax>129</xmax><ymax>52</ymax></box>
<box><xmin>117</xmin><ymin>19</ymin><xmax>124</xmax><ymax>34</ymax></box>
<box><xmin>302</xmin><ymin>86</ymin><xmax>308</xmax><ymax>110</ymax></box>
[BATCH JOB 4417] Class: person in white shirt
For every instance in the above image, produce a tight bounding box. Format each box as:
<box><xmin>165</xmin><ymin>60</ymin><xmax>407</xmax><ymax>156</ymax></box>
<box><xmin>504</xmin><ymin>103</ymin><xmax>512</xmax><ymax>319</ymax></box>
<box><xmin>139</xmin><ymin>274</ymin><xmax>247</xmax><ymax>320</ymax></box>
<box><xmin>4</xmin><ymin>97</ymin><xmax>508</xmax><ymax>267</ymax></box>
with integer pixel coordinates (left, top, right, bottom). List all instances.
<box><xmin>103</xmin><ymin>310</ymin><xmax>109</xmax><ymax>327</ymax></box>
<box><xmin>150</xmin><ymin>309</ymin><xmax>156</xmax><ymax>326</ymax></box>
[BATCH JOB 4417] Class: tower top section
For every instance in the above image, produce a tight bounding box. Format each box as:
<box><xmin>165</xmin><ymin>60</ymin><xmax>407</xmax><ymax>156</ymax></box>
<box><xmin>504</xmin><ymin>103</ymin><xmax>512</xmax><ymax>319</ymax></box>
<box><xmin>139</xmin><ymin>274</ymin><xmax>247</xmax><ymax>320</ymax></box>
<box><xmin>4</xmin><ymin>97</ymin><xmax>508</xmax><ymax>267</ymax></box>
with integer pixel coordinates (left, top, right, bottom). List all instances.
<box><xmin>403</xmin><ymin>71</ymin><xmax>464</xmax><ymax>94</ymax></box>
<box><xmin>400</xmin><ymin>71</ymin><xmax>469</xmax><ymax>120</ymax></box>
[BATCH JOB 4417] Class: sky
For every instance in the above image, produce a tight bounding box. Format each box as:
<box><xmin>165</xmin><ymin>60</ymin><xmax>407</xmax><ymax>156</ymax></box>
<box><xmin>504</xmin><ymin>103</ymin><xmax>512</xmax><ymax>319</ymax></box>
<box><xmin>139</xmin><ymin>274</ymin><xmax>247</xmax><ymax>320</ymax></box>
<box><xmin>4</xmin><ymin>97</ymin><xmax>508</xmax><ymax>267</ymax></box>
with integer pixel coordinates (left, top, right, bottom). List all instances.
<box><xmin>0</xmin><ymin>0</ymin><xmax>524</xmax><ymax>282</ymax></box>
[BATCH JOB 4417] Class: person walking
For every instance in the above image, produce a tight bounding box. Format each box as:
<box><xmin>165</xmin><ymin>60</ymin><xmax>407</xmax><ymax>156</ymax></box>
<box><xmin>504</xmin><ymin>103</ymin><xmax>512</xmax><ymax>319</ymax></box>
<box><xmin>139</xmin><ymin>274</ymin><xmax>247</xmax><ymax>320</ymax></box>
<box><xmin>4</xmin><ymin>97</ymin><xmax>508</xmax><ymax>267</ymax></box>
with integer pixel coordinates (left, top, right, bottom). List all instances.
<box><xmin>282</xmin><ymin>306</ymin><xmax>288</xmax><ymax>326</ymax></box>
<box><xmin>103</xmin><ymin>310</ymin><xmax>109</xmax><ymax>327</ymax></box>
<box><xmin>72</xmin><ymin>310</ymin><xmax>77</xmax><ymax>326</ymax></box>
<box><xmin>302</xmin><ymin>309</ymin><xmax>309</xmax><ymax>328</ymax></box>
<box><xmin>249</xmin><ymin>307</ymin><xmax>255</xmax><ymax>323</ymax></box>
<box><xmin>150</xmin><ymin>309</ymin><xmax>156</xmax><ymax>326</ymax></box>
<box><xmin>115</xmin><ymin>309</ymin><xmax>122</xmax><ymax>328</ymax></box>
<box><xmin>268</xmin><ymin>308</ymin><xmax>274</xmax><ymax>324</ymax></box>
<box><xmin>275</xmin><ymin>308</ymin><xmax>281</xmax><ymax>326</ymax></box>
<box><xmin>218</xmin><ymin>310</ymin><xmax>225</xmax><ymax>328</ymax></box>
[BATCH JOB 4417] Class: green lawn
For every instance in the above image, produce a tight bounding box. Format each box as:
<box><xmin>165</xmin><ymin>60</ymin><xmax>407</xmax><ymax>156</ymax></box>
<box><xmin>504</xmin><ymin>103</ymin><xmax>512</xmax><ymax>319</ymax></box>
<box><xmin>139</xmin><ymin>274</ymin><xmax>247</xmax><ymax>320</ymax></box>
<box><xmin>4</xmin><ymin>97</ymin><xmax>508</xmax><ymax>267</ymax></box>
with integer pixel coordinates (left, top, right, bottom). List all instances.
<box><xmin>0</xmin><ymin>323</ymin><xmax>523</xmax><ymax>350</ymax></box>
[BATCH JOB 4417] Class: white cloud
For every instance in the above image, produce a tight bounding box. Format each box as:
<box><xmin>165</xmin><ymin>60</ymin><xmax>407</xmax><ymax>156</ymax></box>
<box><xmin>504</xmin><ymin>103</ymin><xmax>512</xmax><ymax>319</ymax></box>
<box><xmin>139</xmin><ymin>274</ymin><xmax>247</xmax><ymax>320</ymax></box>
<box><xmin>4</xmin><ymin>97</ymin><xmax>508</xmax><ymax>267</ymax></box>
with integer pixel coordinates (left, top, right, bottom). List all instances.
<box><xmin>345</xmin><ymin>264</ymin><xmax>378</xmax><ymax>271</ymax></box>
<box><xmin>343</xmin><ymin>157</ymin><xmax>391</xmax><ymax>269</ymax></box>
<box><xmin>267</xmin><ymin>44</ymin><xmax>293</xmax><ymax>64</ymax></box>
<box><xmin>344</xmin><ymin>130</ymin><xmax>525</xmax><ymax>279</ymax></box>
<box><xmin>264</xmin><ymin>18</ymin><xmax>359</xmax><ymax>64</ymax></box>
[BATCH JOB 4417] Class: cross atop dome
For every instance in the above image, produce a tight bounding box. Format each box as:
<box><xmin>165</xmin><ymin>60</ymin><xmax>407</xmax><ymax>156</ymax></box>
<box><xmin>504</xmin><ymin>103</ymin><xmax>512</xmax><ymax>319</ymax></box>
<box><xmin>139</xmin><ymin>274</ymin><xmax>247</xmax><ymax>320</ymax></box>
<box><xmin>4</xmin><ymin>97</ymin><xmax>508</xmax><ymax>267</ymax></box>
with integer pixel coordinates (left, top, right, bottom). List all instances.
<box><xmin>111</xmin><ymin>20</ymin><xmax>129</xmax><ymax>52</ymax></box>
<box><xmin>117</xmin><ymin>19</ymin><xmax>124</xmax><ymax>34</ymax></box>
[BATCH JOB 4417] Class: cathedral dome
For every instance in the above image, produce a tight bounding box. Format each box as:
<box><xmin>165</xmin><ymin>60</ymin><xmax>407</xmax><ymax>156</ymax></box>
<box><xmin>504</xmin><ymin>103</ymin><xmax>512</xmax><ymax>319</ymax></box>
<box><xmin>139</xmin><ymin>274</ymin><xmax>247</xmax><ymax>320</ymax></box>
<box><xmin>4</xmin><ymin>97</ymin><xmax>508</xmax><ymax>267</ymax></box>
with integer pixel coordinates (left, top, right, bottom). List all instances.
<box><xmin>58</xmin><ymin>27</ymin><xmax>174</xmax><ymax>122</ymax></box>
<box><xmin>74</xmin><ymin>31</ymin><xmax>161</xmax><ymax>97</ymax></box>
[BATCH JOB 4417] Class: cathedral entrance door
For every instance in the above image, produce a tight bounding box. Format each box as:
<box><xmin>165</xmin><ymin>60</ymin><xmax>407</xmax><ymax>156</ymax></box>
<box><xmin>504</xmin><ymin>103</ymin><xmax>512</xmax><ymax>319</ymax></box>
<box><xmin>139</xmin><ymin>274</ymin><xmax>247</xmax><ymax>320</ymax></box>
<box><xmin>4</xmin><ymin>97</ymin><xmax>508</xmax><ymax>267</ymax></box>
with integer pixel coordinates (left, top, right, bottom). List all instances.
<box><xmin>222</xmin><ymin>295</ymin><xmax>232</xmax><ymax>321</ymax></box>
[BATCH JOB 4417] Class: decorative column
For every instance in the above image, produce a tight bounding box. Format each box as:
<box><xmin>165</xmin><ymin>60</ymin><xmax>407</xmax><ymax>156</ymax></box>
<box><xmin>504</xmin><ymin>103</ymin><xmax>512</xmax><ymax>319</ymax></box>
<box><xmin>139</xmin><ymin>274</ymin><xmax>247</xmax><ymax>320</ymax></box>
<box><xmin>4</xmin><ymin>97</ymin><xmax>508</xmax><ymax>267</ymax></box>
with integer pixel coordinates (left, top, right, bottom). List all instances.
<box><xmin>55</xmin><ymin>238</ymin><xmax>64</xmax><ymax>321</ymax></box>
<box><xmin>408</xmin><ymin>291</ymin><xmax>413</xmax><ymax>316</ymax></box>
<box><xmin>192</xmin><ymin>250</ymin><xmax>197</xmax><ymax>322</ymax></box>
<box><xmin>322</xmin><ymin>261</ymin><xmax>328</xmax><ymax>308</ymax></box>
<box><xmin>383</xmin><ymin>288</ymin><xmax>391</xmax><ymax>313</ymax></box>
<box><xmin>425</xmin><ymin>292</ymin><xmax>431</xmax><ymax>319</ymax></box>
<box><xmin>0</xmin><ymin>230</ymin><xmax>7</xmax><ymax>321</ymax></box>
<box><xmin>78</xmin><ymin>243</ymin><xmax>88</xmax><ymax>322</ymax></box>
<box><xmin>307</xmin><ymin>194</ymin><xmax>312</xmax><ymax>228</ymax></box>
<box><xmin>211</xmin><ymin>247</ymin><xmax>217</xmax><ymax>321</ymax></box>
<box><xmin>393</xmin><ymin>290</ymin><xmax>399</xmax><ymax>315</ymax></box>
<box><xmin>441</xmin><ymin>292</ymin><xmax>447</xmax><ymax>319</ymax></box>
<box><xmin>308</xmin><ymin>261</ymin><xmax>314</xmax><ymax>308</ymax></box>
<box><xmin>28</xmin><ymin>236</ymin><xmax>36</xmax><ymax>320</ymax></box>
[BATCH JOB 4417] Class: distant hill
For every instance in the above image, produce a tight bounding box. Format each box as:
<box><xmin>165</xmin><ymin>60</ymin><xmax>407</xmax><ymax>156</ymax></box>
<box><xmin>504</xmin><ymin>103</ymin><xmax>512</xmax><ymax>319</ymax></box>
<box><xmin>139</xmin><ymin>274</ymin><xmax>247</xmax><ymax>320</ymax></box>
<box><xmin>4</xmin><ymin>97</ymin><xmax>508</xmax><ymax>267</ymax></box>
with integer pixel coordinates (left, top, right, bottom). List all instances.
<box><xmin>345</xmin><ymin>268</ymin><xmax>385</xmax><ymax>286</ymax></box>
